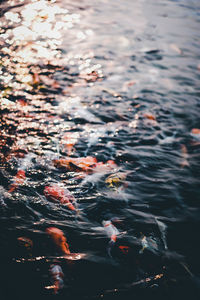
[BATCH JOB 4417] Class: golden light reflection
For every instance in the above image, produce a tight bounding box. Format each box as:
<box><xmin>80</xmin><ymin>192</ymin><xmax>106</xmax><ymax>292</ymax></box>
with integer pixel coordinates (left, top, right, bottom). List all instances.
<box><xmin>1</xmin><ymin>0</ymin><xmax>104</xmax><ymax>162</ymax></box>
<box><xmin>0</xmin><ymin>0</ymin><xmax>79</xmax><ymax>97</ymax></box>
<box><xmin>1</xmin><ymin>0</ymin><xmax>80</xmax><ymax>72</ymax></box>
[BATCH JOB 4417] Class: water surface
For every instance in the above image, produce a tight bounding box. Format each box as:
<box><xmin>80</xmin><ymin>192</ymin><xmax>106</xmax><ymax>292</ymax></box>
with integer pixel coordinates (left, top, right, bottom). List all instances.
<box><xmin>0</xmin><ymin>0</ymin><xmax>200</xmax><ymax>299</ymax></box>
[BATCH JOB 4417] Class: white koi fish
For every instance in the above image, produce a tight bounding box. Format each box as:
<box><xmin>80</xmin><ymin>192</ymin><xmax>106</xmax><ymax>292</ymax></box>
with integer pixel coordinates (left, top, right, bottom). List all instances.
<box><xmin>45</xmin><ymin>264</ymin><xmax>64</xmax><ymax>294</ymax></box>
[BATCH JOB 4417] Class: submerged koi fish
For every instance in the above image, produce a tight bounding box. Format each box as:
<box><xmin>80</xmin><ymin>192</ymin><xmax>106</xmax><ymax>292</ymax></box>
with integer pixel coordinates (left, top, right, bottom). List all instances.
<box><xmin>143</xmin><ymin>113</ymin><xmax>156</xmax><ymax>121</ymax></box>
<box><xmin>17</xmin><ymin>237</ymin><xmax>33</xmax><ymax>256</ymax></box>
<box><xmin>44</xmin><ymin>184</ymin><xmax>76</xmax><ymax>211</ymax></box>
<box><xmin>105</xmin><ymin>172</ymin><xmax>127</xmax><ymax>189</ymax></box>
<box><xmin>191</xmin><ymin>128</ymin><xmax>200</xmax><ymax>140</ymax></box>
<box><xmin>9</xmin><ymin>170</ymin><xmax>26</xmax><ymax>193</ymax></box>
<box><xmin>53</xmin><ymin>156</ymin><xmax>97</xmax><ymax>173</ymax></box>
<box><xmin>46</xmin><ymin>227</ymin><xmax>70</xmax><ymax>255</ymax></box>
<box><xmin>139</xmin><ymin>235</ymin><xmax>159</xmax><ymax>254</ymax></box>
<box><xmin>45</xmin><ymin>264</ymin><xmax>64</xmax><ymax>294</ymax></box>
<box><xmin>102</xmin><ymin>220</ymin><xmax>120</xmax><ymax>258</ymax></box>
<box><xmin>53</xmin><ymin>156</ymin><xmax>117</xmax><ymax>174</ymax></box>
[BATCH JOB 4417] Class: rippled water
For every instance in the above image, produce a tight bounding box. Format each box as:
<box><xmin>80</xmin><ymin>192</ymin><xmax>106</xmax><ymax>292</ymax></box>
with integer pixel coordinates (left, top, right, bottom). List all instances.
<box><xmin>0</xmin><ymin>0</ymin><xmax>200</xmax><ymax>299</ymax></box>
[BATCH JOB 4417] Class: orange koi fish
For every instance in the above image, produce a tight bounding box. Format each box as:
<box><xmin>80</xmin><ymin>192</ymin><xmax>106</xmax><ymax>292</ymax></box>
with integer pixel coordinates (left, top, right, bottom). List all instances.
<box><xmin>46</xmin><ymin>227</ymin><xmax>70</xmax><ymax>255</ymax></box>
<box><xmin>143</xmin><ymin>113</ymin><xmax>156</xmax><ymax>121</ymax></box>
<box><xmin>8</xmin><ymin>169</ymin><xmax>26</xmax><ymax>193</ymax></box>
<box><xmin>53</xmin><ymin>156</ymin><xmax>98</xmax><ymax>173</ymax></box>
<box><xmin>44</xmin><ymin>184</ymin><xmax>76</xmax><ymax>211</ymax></box>
<box><xmin>191</xmin><ymin>128</ymin><xmax>200</xmax><ymax>135</ymax></box>
<box><xmin>46</xmin><ymin>264</ymin><xmax>64</xmax><ymax>294</ymax></box>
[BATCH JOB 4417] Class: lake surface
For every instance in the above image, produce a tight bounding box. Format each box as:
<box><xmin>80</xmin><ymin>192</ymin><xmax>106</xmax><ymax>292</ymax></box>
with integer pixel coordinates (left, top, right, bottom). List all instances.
<box><xmin>0</xmin><ymin>0</ymin><xmax>200</xmax><ymax>299</ymax></box>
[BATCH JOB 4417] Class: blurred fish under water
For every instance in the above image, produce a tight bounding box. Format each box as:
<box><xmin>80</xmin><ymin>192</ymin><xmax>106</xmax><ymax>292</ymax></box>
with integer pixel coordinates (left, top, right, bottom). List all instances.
<box><xmin>0</xmin><ymin>0</ymin><xmax>200</xmax><ymax>300</ymax></box>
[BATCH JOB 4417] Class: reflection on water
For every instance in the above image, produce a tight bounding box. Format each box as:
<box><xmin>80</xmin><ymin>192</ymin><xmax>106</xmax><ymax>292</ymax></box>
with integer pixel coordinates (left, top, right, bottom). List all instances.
<box><xmin>0</xmin><ymin>0</ymin><xmax>200</xmax><ymax>299</ymax></box>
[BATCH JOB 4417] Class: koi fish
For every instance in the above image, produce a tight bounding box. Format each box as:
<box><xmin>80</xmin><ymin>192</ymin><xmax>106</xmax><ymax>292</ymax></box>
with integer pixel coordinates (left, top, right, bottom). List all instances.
<box><xmin>143</xmin><ymin>113</ymin><xmax>157</xmax><ymax>122</ymax></box>
<box><xmin>44</xmin><ymin>184</ymin><xmax>76</xmax><ymax>211</ymax></box>
<box><xmin>53</xmin><ymin>156</ymin><xmax>97</xmax><ymax>173</ymax></box>
<box><xmin>46</xmin><ymin>227</ymin><xmax>70</xmax><ymax>255</ymax></box>
<box><xmin>102</xmin><ymin>220</ymin><xmax>120</xmax><ymax>258</ymax></box>
<box><xmin>139</xmin><ymin>236</ymin><xmax>148</xmax><ymax>254</ymax></box>
<box><xmin>139</xmin><ymin>235</ymin><xmax>159</xmax><ymax>254</ymax></box>
<box><xmin>45</xmin><ymin>264</ymin><xmax>64</xmax><ymax>294</ymax></box>
<box><xmin>17</xmin><ymin>237</ymin><xmax>33</xmax><ymax>256</ymax></box>
<box><xmin>105</xmin><ymin>172</ymin><xmax>127</xmax><ymax>189</ymax></box>
<box><xmin>8</xmin><ymin>169</ymin><xmax>26</xmax><ymax>193</ymax></box>
<box><xmin>191</xmin><ymin>128</ymin><xmax>200</xmax><ymax>140</ymax></box>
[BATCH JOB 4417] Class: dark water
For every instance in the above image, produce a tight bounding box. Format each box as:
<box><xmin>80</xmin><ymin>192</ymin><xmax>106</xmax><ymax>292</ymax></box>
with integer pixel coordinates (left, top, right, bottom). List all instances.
<box><xmin>0</xmin><ymin>0</ymin><xmax>200</xmax><ymax>299</ymax></box>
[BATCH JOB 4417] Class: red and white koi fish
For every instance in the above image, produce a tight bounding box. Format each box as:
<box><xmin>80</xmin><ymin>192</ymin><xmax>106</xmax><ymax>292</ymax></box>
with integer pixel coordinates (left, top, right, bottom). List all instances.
<box><xmin>44</xmin><ymin>184</ymin><xmax>76</xmax><ymax>211</ymax></box>
<box><xmin>102</xmin><ymin>220</ymin><xmax>120</xmax><ymax>258</ymax></box>
<box><xmin>46</xmin><ymin>227</ymin><xmax>70</xmax><ymax>255</ymax></box>
<box><xmin>191</xmin><ymin>128</ymin><xmax>200</xmax><ymax>141</ymax></box>
<box><xmin>103</xmin><ymin>220</ymin><xmax>120</xmax><ymax>243</ymax></box>
<box><xmin>45</xmin><ymin>264</ymin><xmax>64</xmax><ymax>294</ymax></box>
